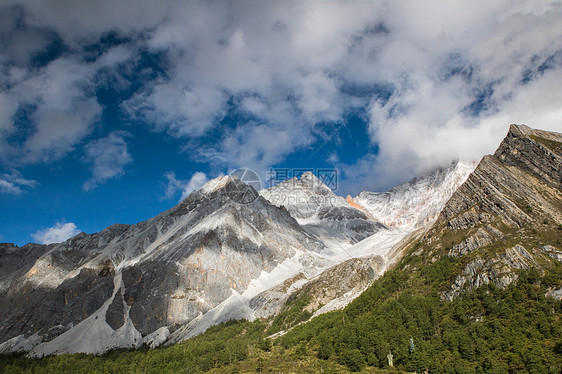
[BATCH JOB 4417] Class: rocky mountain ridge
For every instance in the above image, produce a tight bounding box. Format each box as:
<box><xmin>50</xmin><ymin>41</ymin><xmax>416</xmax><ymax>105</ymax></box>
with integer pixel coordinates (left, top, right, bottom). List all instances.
<box><xmin>4</xmin><ymin>125</ymin><xmax>550</xmax><ymax>357</ymax></box>
<box><xmin>0</xmin><ymin>177</ymin><xmax>332</xmax><ymax>355</ymax></box>
<box><xmin>410</xmin><ymin>124</ymin><xmax>562</xmax><ymax>300</ymax></box>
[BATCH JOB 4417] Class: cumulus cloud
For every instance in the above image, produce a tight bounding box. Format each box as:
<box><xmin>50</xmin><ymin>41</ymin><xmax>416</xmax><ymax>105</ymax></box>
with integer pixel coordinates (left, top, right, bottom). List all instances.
<box><xmin>0</xmin><ymin>51</ymin><xmax>127</xmax><ymax>166</ymax></box>
<box><xmin>123</xmin><ymin>0</ymin><xmax>562</xmax><ymax>186</ymax></box>
<box><xmin>0</xmin><ymin>0</ymin><xmax>561</xmax><ymax>193</ymax></box>
<box><xmin>162</xmin><ymin>171</ymin><xmax>209</xmax><ymax>201</ymax></box>
<box><xmin>344</xmin><ymin>0</ymin><xmax>562</xmax><ymax>191</ymax></box>
<box><xmin>32</xmin><ymin>222</ymin><xmax>81</xmax><ymax>244</ymax></box>
<box><xmin>0</xmin><ymin>170</ymin><xmax>38</xmax><ymax>194</ymax></box>
<box><xmin>82</xmin><ymin>131</ymin><xmax>133</xmax><ymax>191</ymax></box>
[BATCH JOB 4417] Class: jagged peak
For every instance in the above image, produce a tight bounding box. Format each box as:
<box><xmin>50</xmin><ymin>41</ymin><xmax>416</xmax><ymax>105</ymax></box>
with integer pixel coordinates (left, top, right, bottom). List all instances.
<box><xmin>262</xmin><ymin>170</ymin><xmax>333</xmax><ymax>195</ymax></box>
<box><xmin>508</xmin><ymin>123</ymin><xmax>532</xmax><ymax>136</ymax></box>
<box><xmin>298</xmin><ymin>171</ymin><xmax>326</xmax><ymax>189</ymax></box>
<box><xmin>494</xmin><ymin>124</ymin><xmax>561</xmax><ymax>190</ymax></box>
<box><xmin>507</xmin><ymin>124</ymin><xmax>562</xmax><ymax>145</ymax></box>
<box><xmin>199</xmin><ymin>175</ymin><xmax>233</xmax><ymax>194</ymax></box>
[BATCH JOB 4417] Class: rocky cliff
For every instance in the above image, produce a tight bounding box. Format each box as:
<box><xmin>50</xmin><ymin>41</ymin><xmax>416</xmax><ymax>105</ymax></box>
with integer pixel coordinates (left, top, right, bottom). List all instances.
<box><xmin>0</xmin><ymin>177</ymin><xmax>330</xmax><ymax>355</ymax></box>
<box><xmin>412</xmin><ymin>124</ymin><xmax>561</xmax><ymax>300</ymax></box>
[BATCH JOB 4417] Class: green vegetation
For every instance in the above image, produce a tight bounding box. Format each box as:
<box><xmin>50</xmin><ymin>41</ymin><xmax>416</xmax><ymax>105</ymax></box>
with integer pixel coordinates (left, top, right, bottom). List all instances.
<box><xmin>266</xmin><ymin>294</ymin><xmax>313</xmax><ymax>334</ymax></box>
<box><xmin>0</xmin><ymin>319</ymin><xmax>261</xmax><ymax>374</ymax></box>
<box><xmin>278</xmin><ymin>262</ymin><xmax>562</xmax><ymax>373</ymax></box>
<box><xmin>2</xmin><ymin>221</ymin><xmax>561</xmax><ymax>373</ymax></box>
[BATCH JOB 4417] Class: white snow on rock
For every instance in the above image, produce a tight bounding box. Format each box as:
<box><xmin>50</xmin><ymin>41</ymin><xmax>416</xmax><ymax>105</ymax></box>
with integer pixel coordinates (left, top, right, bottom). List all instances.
<box><xmin>334</xmin><ymin>227</ymin><xmax>413</xmax><ymax>265</ymax></box>
<box><xmin>351</xmin><ymin>160</ymin><xmax>476</xmax><ymax>229</ymax></box>
<box><xmin>168</xmin><ymin>291</ymin><xmax>253</xmax><ymax>343</ymax></box>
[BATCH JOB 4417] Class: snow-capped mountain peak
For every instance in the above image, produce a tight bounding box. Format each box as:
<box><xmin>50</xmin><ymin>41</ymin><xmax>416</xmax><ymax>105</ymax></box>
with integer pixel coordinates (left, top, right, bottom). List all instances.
<box><xmin>350</xmin><ymin>160</ymin><xmax>477</xmax><ymax>229</ymax></box>
<box><xmin>199</xmin><ymin>175</ymin><xmax>232</xmax><ymax>195</ymax></box>
<box><xmin>0</xmin><ymin>159</ymin><xmax>480</xmax><ymax>357</ymax></box>
<box><xmin>260</xmin><ymin>172</ymin><xmax>385</xmax><ymax>256</ymax></box>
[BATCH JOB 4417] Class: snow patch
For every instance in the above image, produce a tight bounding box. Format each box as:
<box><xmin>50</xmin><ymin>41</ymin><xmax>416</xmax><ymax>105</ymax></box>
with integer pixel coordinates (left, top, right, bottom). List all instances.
<box><xmin>243</xmin><ymin>251</ymin><xmax>307</xmax><ymax>299</ymax></box>
<box><xmin>143</xmin><ymin>327</ymin><xmax>170</xmax><ymax>348</ymax></box>
<box><xmin>200</xmin><ymin>175</ymin><xmax>231</xmax><ymax>194</ymax></box>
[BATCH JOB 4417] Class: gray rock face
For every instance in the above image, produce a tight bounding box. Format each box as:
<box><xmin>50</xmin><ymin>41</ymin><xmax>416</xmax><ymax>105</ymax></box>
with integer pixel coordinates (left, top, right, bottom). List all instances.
<box><xmin>0</xmin><ymin>266</ymin><xmax>115</xmax><ymax>345</ymax></box>
<box><xmin>432</xmin><ymin>125</ymin><xmax>562</xmax><ymax>300</ymax></box>
<box><xmin>441</xmin><ymin>156</ymin><xmax>533</xmax><ymax>229</ymax></box>
<box><xmin>0</xmin><ymin>243</ymin><xmax>51</xmax><ymax>291</ymax></box>
<box><xmin>494</xmin><ymin>124</ymin><xmax>562</xmax><ymax>190</ymax></box>
<box><xmin>0</xmin><ymin>177</ymin><xmax>326</xmax><ymax>354</ymax></box>
<box><xmin>441</xmin><ymin>125</ymin><xmax>562</xmax><ymax>231</ymax></box>
<box><xmin>540</xmin><ymin>245</ymin><xmax>562</xmax><ymax>263</ymax></box>
<box><xmin>449</xmin><ymin>225</ymin><xmax>504</xmax><ymax>257</ymax></box>
<box><xmin>287</xmin><ymin>257</ymin><xmax>380</xmax><ymax>313</ymax></box>
<box><xmin>260</xmin><ymin>172</ymin><xmax>384</xmax><ymax>249</ymax></box>
<box><xmin>5</xmin><ymin>124</ymin><xmax>556</xmax><ymax>354</ymax></box>
<box><xmin>442</xmin><ymin>244</ymin><xmax>536</xmax><ymax>301</ymax></box>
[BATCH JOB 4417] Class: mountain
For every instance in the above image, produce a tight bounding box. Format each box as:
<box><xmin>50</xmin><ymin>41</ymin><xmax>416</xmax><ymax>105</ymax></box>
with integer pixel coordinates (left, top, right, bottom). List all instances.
<box><xmin>0</xmin><ymin>151</ymin><xmax>490</xmax><ymax>358</ymax></box>
<box><xmin>256</xmin><ymin>166</ymin><xmax>475</xmax><ymax>319</ymax></box>
<box><xmin>349</xmin><ymin>160</ymin><xmax>476</xmax><ymax>229</ymax></box>
<box><xmin>421</xmin><ymin>124</ymin><xmax>562</xmax><ymax>299</ymax></box>
<box><xmin>261</xmin><ymin>124</ymin><xmax>562</xmax><ymax>372</ymax></box>
<box><xmin>260</xmin><ymin>171</ymin><xmax>384</xmax><ymax>255</ymax></box>
<box><xmin>0</xmin><ymin>176</ymin><xmax>331</xmax><ymax>355</ymax></box>
<box><xmin>1</xmin><ymin>124</ymin><xmax>560</xmax><ymax>373</ymax></box>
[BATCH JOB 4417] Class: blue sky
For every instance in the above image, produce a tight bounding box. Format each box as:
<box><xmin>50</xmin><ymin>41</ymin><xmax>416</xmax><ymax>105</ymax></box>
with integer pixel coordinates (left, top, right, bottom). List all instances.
<box><xmin>1</xmin><ymin>1</ymin><xmax>562</xmax><ymax>246</ymax></box>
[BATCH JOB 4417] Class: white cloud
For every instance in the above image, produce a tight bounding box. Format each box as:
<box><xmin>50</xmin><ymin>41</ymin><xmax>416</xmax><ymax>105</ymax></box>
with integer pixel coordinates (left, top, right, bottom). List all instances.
<box><xmin>0</xmin><ymin>0</ymin><xmax>561</xmax><ymax>193</ymax></box>
<box><xmin>342</xmin><ymin>0</ymin><xmax>562</xmax><ymax>191</ymax></box>
<box><xmin>32</xmin><ymin>222</ymin><xmax>81</xmax><ymax>244</ymax></box>
<box><xmin>0</xmin><ymin>49</ymin><xmax>130</xmax><ymax>166</ymax></box>
<box><xmin>0</xmin><ymin>170</ymin><xmax>38</xmax><ymax>194</ymax></box>
<box><xmin>82</xmin><ymin>131</ymin><xmax>133</xmax><ymax>191</ymax></box>
<box><xmin>180</xmin><ymin>172</ymin><xmax>209</xmax><ymax>200</ymax></box>
<box><xmin>162</xmin><ymin>171</ymin><xmax>209</xmax><ymax>201</ymax></box>
<box><xmin>123</xmin><ymin>81</ymin><xmax>225</xmax><ymax>137</ymax></box>
<box><xmin>123</xmin><ymin>0</ymin><xmax>562</xmax><ymax>184</ymax></box>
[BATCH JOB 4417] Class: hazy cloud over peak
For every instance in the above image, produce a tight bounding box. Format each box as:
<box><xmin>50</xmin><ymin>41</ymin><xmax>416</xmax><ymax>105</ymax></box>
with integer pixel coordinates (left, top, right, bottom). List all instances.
<box><xmin>162</xmin><ymin>171</ymin><xmax>209</xmax><ymax>202</ymax></box>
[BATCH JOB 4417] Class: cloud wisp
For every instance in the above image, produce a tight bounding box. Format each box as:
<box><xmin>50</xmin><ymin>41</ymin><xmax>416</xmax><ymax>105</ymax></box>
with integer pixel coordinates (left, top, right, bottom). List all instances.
<box><xmin>162</xmin><ymin>171</ymin><xmax>210</xmax><ymax>202</ymax></box>
<box><xmin>82</xmin><ymin>131</ymin><xmax>133</xmax><ymax>191</ymax></box>
<box><xmin>0</xmin><ymin>170</ymin><xmax>38</xmax><ymax>194</ymax></box>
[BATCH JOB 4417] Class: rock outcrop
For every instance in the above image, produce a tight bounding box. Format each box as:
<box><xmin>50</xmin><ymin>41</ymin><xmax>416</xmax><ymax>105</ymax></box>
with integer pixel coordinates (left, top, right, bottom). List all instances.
<box><xmin>0</xmin><ymin>177</ymin><xmax>328</xmax><ymax>355</ymax></box>
<box><xmin>420</xmin><ymin>124</ymin><xmax>562</xmax><ymax>299</ymax></box>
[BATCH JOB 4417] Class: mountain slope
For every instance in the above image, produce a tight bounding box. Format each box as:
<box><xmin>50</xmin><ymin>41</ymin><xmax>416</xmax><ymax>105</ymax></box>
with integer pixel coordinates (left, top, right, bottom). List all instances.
<box><xmin>0</xmin><ymin>160</ymin><xmax>480</xmax><ymax>357</ymax></box>
<box><xmin>0</xmin><ymin>177</ymin><xmax>330</xmax><ymax>355</ymax></box>
<box><xmin>260</xmin><ymin>172</ymin><xmax>384</xmax><ymax>256</ymax></box>
<box><xmin>256</xmin><ymin>167</ymin><xmax>472</xmax><ymax>323</ymax></box>
<box><xmin>350</xmin><ymin>160</ymin><xmax>476</xmax><ymax>229</ymax></box>
<box><xmin>258</xmin><ymin>125</ymin><xmax>562</xmax><ymax>372</ymax></box>
<box><xmin>1</xmin><ymin>124</ymin><xmax>560</xmax><ymax>373</ymax></box>
<box><xmin>422</xmin><ymin>124</ymin><xmax>562</xmax><ymax>299</ymax></box>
